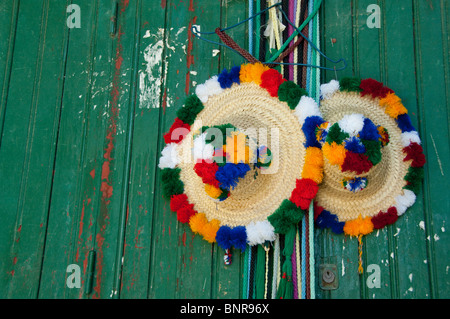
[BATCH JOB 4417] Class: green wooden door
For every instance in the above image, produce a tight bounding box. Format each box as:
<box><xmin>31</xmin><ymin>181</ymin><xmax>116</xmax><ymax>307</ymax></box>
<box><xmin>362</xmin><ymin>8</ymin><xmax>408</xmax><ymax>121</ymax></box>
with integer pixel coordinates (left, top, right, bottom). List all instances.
<box><xmin>0</xmin><ymin>0</ymin><xmax>448</xmax><ymax>299</ymax></box>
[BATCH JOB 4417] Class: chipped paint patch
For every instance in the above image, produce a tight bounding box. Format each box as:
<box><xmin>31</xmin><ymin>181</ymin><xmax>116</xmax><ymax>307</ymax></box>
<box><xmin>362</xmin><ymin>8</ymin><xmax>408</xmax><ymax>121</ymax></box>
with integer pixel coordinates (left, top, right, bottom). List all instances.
<box><xmin>139</xmin><ymin>27</ymin><xmax>188</xmax><ymax>109</ymax></box>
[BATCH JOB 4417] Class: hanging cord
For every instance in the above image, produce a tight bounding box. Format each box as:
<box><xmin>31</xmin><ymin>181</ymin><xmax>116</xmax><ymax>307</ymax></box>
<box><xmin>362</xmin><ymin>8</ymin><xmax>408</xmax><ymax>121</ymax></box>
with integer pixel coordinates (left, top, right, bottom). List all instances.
<box><xmin>264</xmin><ymin>244</ymin><xmax>270</xmax><ymax>299</ymax></box>
<box><xmin>271</xmin><ymin>234</ymin><xmax>280</xmax><ymax>299</ymax></box>
<box><xmin>309</xmin><ymin>200</ymin><xmax>316</xmax><ymax>298</ymax></box>
<box><xmin>215</xmin><ymin>28</ymin><xmax>259</xmax><ymax>63</ymax></box>
<box><xmin>191</xmin><ymin>2</ymin><xmax>346</xmax><ymax>71</ymax></box>
<box><xmin>295</xmin><ymin>224</ymin><xmax>302</xmax><ymax>298</ymax></box>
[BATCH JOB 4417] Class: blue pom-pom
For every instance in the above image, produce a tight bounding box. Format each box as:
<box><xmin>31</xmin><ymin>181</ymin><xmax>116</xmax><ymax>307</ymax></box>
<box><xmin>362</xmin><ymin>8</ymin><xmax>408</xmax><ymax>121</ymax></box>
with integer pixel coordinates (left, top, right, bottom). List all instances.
<box><xmin>344</xmin><ymin>137</ymin><xmax>366</xmax><ymax>154</ymax></box>
<box><xmin>215</xmin><ymin>163</ymin><xmax>250</xmax><ymax>190</ymax></box>
<box><xmin>359</xmin><ymin>118</ymin><xmax>380</xmax><ymax>141</ymax></box>
<box><xmin>302</xmin><ymin>116</ymin><xmax>325</xmax><ymax>148</ymax></box>
<box><xmin>218</xmin><ymin>66</ymin><xmax>241</xmax><ymax>89</ymax></box>
<box><xmin>215</xmin><ymin>226</ymin><xmax>232</xmax><ymax>250</ymax></box>
<box><xmin>396</xmin><ymin>113</ymin><xmax>414</xmax><ymax>132</ymax></box>
<box><xmin>315</xmin><ymin>210</ymin><xmax>345</xmax><ymax>234</ymax></box>
<box><xmin>218</xmin><ymin>68</ymin><xmax>233</xmax><ymax>89</ymax></box>
<box><xmin>229</xmin><ymin>66</ymin><xmax>241</xmax><ymax>84</ymax></box>
<box><xmin>230</xmin><ymin>226</ymin><xmax>247</xmax><ymax>251</ymax></box>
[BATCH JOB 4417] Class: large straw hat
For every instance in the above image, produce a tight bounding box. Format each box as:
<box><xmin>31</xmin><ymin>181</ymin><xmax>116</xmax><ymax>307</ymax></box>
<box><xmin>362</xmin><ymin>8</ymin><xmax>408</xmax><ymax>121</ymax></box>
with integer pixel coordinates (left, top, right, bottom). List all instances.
<box><xmin>315</xmin><ymin>78</ymin><xmax>425</xmax><ymax>237</ymax></box>
<box><xmin>158</xmin><ymin>63</ymin><xmax>324</xmax><ymax>250</ymax></box>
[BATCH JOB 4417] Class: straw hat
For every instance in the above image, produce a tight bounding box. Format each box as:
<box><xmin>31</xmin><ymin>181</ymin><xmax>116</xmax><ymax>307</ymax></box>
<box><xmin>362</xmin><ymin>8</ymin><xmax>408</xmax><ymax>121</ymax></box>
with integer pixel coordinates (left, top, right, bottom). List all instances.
<box><xmin>158</xmin><ymin>63</ymin><xmax>324</xmax><ymax>250</ymax></box>
<box><xmin>315</xmin><ymin>78</ymin><xmax>425</xmax><ymax>237</ymax></box>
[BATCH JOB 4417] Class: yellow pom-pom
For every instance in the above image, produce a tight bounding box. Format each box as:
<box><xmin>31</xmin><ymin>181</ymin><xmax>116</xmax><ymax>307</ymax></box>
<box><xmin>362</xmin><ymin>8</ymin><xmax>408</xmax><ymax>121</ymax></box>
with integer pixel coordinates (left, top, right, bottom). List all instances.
<box><xmin>200</xmin><ymin>219</ymin><xmax>220</xmax><ymax>243</ymax></box>
<box><xmin>205</xmin><ymin>184</ymin><xmax>222</xmax><ymax>199</ymax></box>
<box><xmin>343</xmin><ymin>215</ymin><xmax>374</xmax><ymax>237</ymax></box>
<box><xmin>322</xmin><ymin>142</ymin><xmax>346</xmax><ymax>166</ymax></box>
<box><xmin>302</xmin><ymin>163</ymin><xmax>324</xmax><ymax>184</ymax></box>
<box><xmin>304</xmin><ymin>147</ymin><xmax>324</xmax><ymax>167</ymax></box>
<box><xmin>239</xmin><ymin>63</ymin><xmax>269</xmax><ymax>85</ymax></box>
<box><xmin>379</xmin><ymin>92</ymin><xmax>407</xmax><ymax>119</ymax></box>
<box><xmin>189</xmin><ymin>213</ymin><xmax>208</xmax><ymax>234</ymax></box>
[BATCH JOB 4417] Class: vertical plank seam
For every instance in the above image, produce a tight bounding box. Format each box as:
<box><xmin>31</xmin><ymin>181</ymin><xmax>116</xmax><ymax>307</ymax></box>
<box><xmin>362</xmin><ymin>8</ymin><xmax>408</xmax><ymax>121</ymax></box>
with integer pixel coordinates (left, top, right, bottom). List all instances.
<box><xmin>146</xmin><ymin>0</ymin><xmax>169</xmax><ymax>299</ymax></box>
<box><xmin>36</xmin><ymin>0</ymin><xmax>73</xmax><ymax>299</ymax></box>
<box><xmin>411</xmin><ymin>0</ymin><xmax>438</xmax><ymax>299</ymax></box>
<box><xmin>0</xmin><ymin>0</ymin><xmax>20</xmax><ymax>149</ymax></box>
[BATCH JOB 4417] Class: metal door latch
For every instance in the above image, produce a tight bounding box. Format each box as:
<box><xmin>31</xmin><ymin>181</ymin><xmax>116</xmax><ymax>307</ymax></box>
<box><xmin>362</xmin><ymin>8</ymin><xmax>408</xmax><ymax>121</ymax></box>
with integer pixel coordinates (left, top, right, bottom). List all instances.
<box><xmin>319</xmin><ymin>264</ymin><xmax>338</xmax><ymax>290</ymax></box>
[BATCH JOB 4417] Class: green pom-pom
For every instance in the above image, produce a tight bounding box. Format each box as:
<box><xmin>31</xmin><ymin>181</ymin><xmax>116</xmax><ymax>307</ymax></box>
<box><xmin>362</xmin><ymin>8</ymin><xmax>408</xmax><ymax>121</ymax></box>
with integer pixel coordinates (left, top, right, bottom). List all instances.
<box><xmin>340</xmin><ymin>77</ymin><xmax>362</xmax><ymax>92</ymax></box>
<box><xmin>268</xmin><ymin>199</ymin><xmax>304</xmax><ymax>234</ymax></box>
<box><xmin>161</xmin><ymin>168</ymin><xmax>184</xmax><ymax>200</ymax></box>
<box><xmin>176</xmin><ymin>94</ymin><xmax>204</xmax><ymax>125</ymax></box>
<box><xmin>403</xmin><ymin>166</ymin><xmax>424</xmax><ymax>193</ymax></box>
<box><xmin>325</xmin><ymin>123</ymin><xmax>349</xmax><ymax>144</ymax></box>
<box><xmin>361</xmin><ymin>139</ymin><xmax>382</xmax><ymax>165</ymax></box>
<box><xmin>278</xmin><ymin>81</ymin><xmax>308</xmax><ymax>109</ymax></box>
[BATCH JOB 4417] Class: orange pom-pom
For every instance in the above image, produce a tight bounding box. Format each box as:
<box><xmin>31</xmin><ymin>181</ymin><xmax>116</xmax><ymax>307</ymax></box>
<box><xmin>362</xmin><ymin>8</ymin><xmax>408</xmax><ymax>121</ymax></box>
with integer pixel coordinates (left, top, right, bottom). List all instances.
<box><xmin>379</xmin><ymin>92</ymin><xmax>407</xmax><ymax>119</ymax></box>
<box><xmin>343</xmin><ymin>215</ymin><xmax>374</xmax><ymax>236</ymax></box>
<box><xmin>239</xmin><ymin>63</ymin><xmax>269</xmax><ymax>85</ymax></box>
<box><xmin>322</xmin><ymin>142</ymin><xmax>346</xmax><ymax>166</ymax></box>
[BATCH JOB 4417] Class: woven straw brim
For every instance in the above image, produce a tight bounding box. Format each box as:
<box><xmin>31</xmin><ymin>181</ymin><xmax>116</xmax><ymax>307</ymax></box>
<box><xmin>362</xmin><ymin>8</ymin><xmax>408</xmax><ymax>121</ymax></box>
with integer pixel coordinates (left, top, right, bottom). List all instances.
<box><xmin>316</xmin><ymin>91</ymin><xmax>409</xmax><ymax>222</ymax></box>
<box><xmin>177</xmin><ymin>82</ymin><xmax>305</xmax><ymax>227</ymax></box>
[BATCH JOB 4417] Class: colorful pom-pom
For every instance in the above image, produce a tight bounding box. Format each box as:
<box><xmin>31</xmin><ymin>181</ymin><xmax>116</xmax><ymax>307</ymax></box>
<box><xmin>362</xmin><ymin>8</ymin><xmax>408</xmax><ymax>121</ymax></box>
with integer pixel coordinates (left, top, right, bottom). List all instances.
<box><xmin>290</xmin><ymin>178</ymin><xmax>319</xmax><ymax>210</ymax></box>
<box><xmin>341</xmin><ymin>151</ymin><xmax>373</xmax><ymax>175</ymax></box>
<box><xmin>371</xmin><ymin>207</ymin><xmax>398</xmax><ymax>229</ymax></box>
<box><xmin>176</xmin><ymin>94</ymin><xmax>204</xmax><ymax>125</ymax></box>
<box><xmin>161</xmin><ymin>168</ymin><xmax>184</xmax><ymax>200</ymax></box>
<box><xmin>268</xmin><ymin>199</ymin><xmax>304</xmax><ymax>234</ymax></box>
<box><xmin>343</xmin><ymin>214</ymin><xmax>374</xmax><ymax>236</ymax></box>
<box><xmin>403</xmin><ymin>142</ymin><xmax>426</xmax><ymax>167</ymax></box>
<box><xmin>277</xmin><ymin>81</ymin><xmax>308</xmax><ymax>110</ymax></box>
<box><xmin>260</xmin><ymin>68</ymin><xmax>286</xmax><ymax>97</ymax></box>
<box><xmin>163</xmin><ymin>118</ymin><xmax>190</xmax><ymax>144</ymax></box>
<box><xmin>339</xmin><ymin>77</ymin><xmax>362</xmax><ymax>92</ymax></box>
<box><xmin>239</xmin><ymin>63</ymin><xmax>269</xmax><ymax>85</ymax></box>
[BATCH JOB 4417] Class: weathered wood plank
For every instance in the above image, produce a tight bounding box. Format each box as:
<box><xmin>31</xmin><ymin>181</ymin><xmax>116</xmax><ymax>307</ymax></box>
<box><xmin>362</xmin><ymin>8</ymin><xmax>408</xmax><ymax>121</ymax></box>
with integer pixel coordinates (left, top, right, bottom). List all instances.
<box><xmin>0</xmin><ymin>0</ymin><xmax>68</xmax><ymax>298</ymax></box>
<box><xmin>38</xmin><ymin>0</ymin><xmax>117</xmax><ymax>298</ymax></box>
<box><xmin>119</xmin><ymin>0</ymin><xmax>166</xmax><ymax>299</ymax></box>
<box><xmin>412</xmin><ymin>0</ymin><xmax>450</xmax><ymax>299</ymax></box>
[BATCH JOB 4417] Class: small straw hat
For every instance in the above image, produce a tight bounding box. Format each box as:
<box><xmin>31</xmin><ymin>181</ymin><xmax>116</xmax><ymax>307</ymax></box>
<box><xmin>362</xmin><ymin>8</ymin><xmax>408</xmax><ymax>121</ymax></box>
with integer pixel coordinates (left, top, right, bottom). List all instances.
<box><xmin>158</xmin><ymin>63</ymin><xmax>324</xmax><ymax>250</ymax></box>
<box><xmin>315</xmin><ymin>78</ymin><xmax>425</xmax><ymax>237</ymax></box>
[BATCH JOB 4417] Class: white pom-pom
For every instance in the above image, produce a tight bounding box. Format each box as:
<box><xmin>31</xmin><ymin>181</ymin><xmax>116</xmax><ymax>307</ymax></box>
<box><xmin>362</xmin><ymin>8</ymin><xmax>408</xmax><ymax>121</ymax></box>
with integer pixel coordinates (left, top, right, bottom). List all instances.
<box><xmin>246</xmin><ymin>220</ymin><xmax>276</xmax><ymax>246</ymax></box>
<box><xmin>294</xmin><ymin>96</ymin><xmax>321</xmax><ymax>126</ymax></box>
<box><xmin>158</xmin><ymin>143</ymin><xmax>179</xmax><ymax>169</ymax></box>
<box><xmin>195</xmin><ymin>83</ymin><xmax>209</xmax><ymax>103</ymax></box>
<box><xmin>401</xmin><ymin>131</ymin><xmax>421</xmax><ymax>147</ymax></box>
<box><xmin>338</xmin><ymin>113</ymin><xmax>365</xmax><ymax>136</ymax></box>
<box><xmin>394</xmin><ymin>189</ymin><xmax>416</xmax><ymax>216</ymax></box>
<box><xmin>193</xmin><ymin>133</ymin><xmax>214</xmax><ymax>161</ymax></box>
<box><xmin>195</xmin><ymin>76</ymin><xmax>223</xmax><ymax>103</ymax></box>
<box><xmin>320</xmin><ymin>79</ymin><xmax>340</xmax><ymax>99</ymax></box>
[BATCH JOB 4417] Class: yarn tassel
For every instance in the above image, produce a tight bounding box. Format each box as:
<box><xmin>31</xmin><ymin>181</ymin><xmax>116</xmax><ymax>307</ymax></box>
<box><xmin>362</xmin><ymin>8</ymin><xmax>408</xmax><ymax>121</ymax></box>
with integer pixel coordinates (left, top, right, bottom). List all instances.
<box><xmin>255</xmin><ymin>245</ymin><xmax>267</xmax><ymax>298</ymax></box>
<box><xmin>358</xmin><ymin>234</ymin><xmax>364</xmax><ymax>274</ymax></box>
<box><xmin>276</xmin><ymin>226</ymin><xmax>296</xmax><ymax>299</ymax></box>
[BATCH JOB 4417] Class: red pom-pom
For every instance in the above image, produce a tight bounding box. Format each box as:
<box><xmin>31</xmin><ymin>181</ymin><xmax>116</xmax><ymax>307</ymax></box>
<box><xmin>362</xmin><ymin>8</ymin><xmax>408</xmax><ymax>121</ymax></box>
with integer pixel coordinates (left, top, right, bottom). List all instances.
<box><xmin>403</xmin><ymin>142</ymin><xmax>426</xmax><ymax>167</ymax></box>
<box><xmin>372</xmin><ymin>207</ymin><xmax>398</xmax><ymax>229</ymax></box>
<box><xmin>260</xmin><ymin>69</ymin><xmax>286</xmax><ymax>97</ymax></box>
<box><xmin>177</xmin><ymin>204</ymin><xmax>197</xmax><ymax>223</ymax></box>
<box><xmin>170</xmin><ymin>193</ymin><xmax>189</xmax><ymax>212</ymax></box>
<box><xmin>341</xmin><ymin>152</ymin><xmax>373</xmax><ymax>175</ymax></box>
<box><xmin>193</xmin><ymin>160</ymin><xmax>220</xmax><ymax>187</ymax></box>
<box><xmin>163</xmin><ymin>118</ymin><xmax>190</xmax><ymax>144</ymax></box>
<box><xmin>290</xmin><ymin>178</ymin><xmax>319</xmax><ymax>210</ymax></box>
<box><xmin>359</xmin><ymin>78</ymin><xmax>393</xmax><ymax>99</ymax></box>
